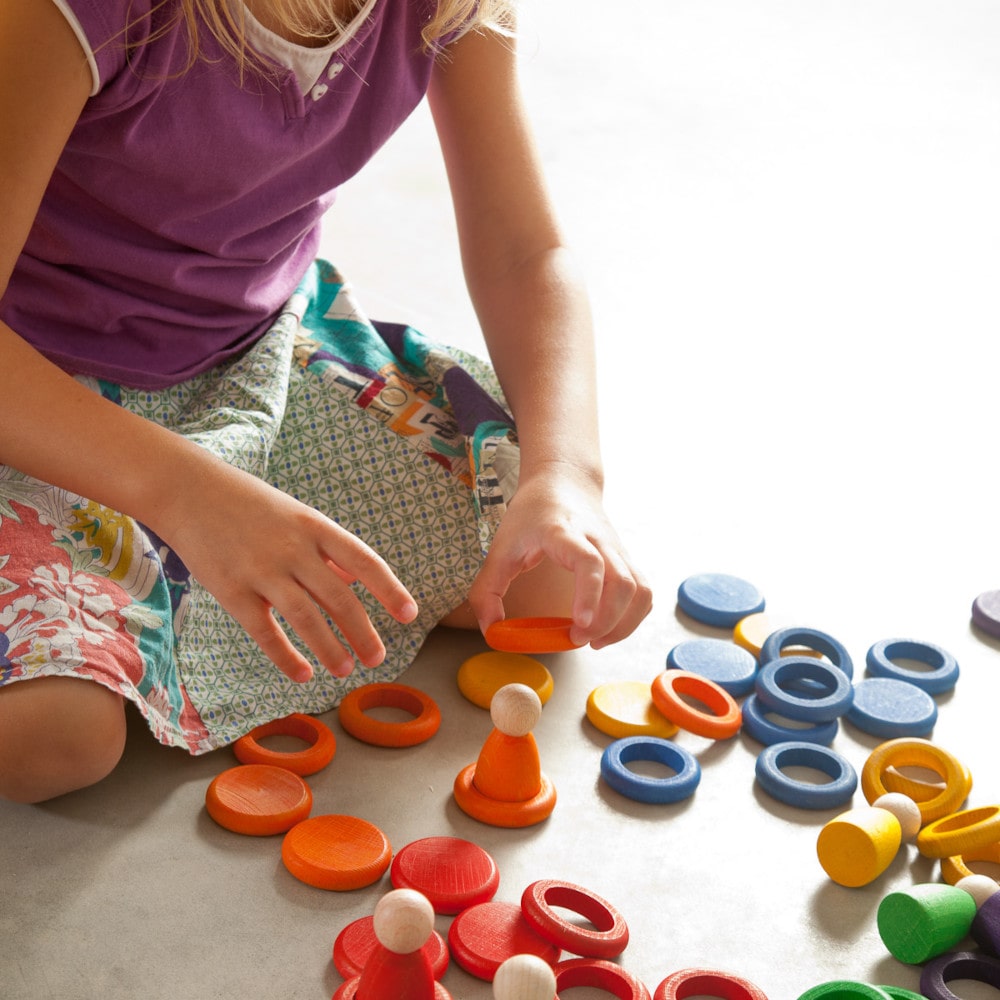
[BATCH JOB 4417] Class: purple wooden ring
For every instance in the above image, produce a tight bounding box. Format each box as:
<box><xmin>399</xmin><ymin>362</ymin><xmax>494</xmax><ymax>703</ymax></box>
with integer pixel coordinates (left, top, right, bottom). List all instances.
<box><xmin>920</xmin><ymin>950</ymin><xmax>1000</xmax><ymax>999</ymax></box>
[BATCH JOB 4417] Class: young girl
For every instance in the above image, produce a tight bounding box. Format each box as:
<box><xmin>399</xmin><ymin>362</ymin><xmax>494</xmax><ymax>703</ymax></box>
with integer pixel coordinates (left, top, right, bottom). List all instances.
<box><xmin>0</xmin><ymin>0</ymin><xmax>652</xmax><ymax>803</ymax></box>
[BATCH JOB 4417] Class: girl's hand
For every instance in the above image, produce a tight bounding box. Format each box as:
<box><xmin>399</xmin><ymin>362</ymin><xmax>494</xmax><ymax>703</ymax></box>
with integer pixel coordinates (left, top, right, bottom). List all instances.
<box><xmin>154</xmin><ymin>458</ymin><xmax>418</xmax><ymax>684</ymax></box>
<box><xmin>467</xmin><ymin>465</ymin><xmax>652</xmax><ymax>650</ymax></box>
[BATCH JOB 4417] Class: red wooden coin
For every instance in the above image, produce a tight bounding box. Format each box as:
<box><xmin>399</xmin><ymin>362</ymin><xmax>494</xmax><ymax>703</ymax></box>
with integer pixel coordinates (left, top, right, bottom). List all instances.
<box><xmin>332</xmin><ymin>916</ymin><xmax>449</xmax><ymax>979</ymax></box>
<box><xmin>390</xmin><ymin>836</ymin><xmax>500</xmax><ymax>914</ymax></box>
<box><xmin>484</xmin><ymin>617</ymin><xmax>580</xmax><ymax>654</ymax></box>
<box><xmin>232</xmin><ymin>712</ymin><xmax>336</xmax><ymax>775</ymax></box>
<box><xmin>448</xmin><ymin>900</ymin><xmax>560</xmax><ymax>981</ymax></box>
<box><xmin>521</xmin><ymin>879</ymin><xmax>629</xmax><ymax>959</ymax></box>
<box><xmin>281</xmin><ymin>814</ymin><xmax>391</xmax><ymax>890</ymax></box>
<box><xmin>205</xmin><ymin>764</ymin><xmax>312</xmax><ymax>836</ymax></box>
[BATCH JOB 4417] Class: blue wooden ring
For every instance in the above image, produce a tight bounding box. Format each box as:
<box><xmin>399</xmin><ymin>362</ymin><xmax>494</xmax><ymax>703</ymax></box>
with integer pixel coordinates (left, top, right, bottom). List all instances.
<box><xmin>755</xmin><ymin>741</ymin><xmax>857</xmax><ymax>810</ymax></box>
<box><xmin>846</xmin><ymin>677</ymin><xmax>937</xmax><ymax>739</ymax></box>
<box><xmin>759</xmin><ymin>626</ymin><xmax>854</xmax><ymax>680</ymax></box>
<box><xmin>919</xmin><ymin>950</ymin><xmax>1000</xmax><ymax>1000</ymax></box>
<box><xmin>666</xmin><ymin>638</ymin><xmax>758</xmax><ymax>697</ymax></box>
<box><xmin>600</xmin><ymin>737</ymin><xmax>701</xmax><ymax>804</ymax></box>
<box><xmin>676</xmin><ymin>573</ymin><xmax>765</xmax><ymax>628</ymax></box>
<box><xmin>866</xmin><ymin>638</ymin><xmax>960</xmax><ymax>695</ymax></box>
<box><xmin>755</xmin><ymin>656</ymin><xmax>854</xmax><ymax>722</ymax></box>
<box><xmin>741</xmin><ymin>694</ymin><xmax>839</xmax><ymax>747</ymax></box>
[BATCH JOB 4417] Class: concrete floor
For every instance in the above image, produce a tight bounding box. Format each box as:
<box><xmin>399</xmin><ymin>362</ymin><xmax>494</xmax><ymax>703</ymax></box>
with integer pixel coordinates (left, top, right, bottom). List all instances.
<box><xmin>3</xmin><ymin>1</ymin><xmax>1000</xmax><ymax>998</ymax></box>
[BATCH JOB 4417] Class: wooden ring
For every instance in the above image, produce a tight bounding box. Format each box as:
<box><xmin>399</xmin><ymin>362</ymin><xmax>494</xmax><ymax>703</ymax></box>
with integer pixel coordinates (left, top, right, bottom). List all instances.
<box><xmin>232</xmin><ymin>712</ymin><xmax>336</xmax><ymax>775</ymax></box>
<box><xmin>654</xmin><ymin>968</ymin><xmax>770</xmax><ymax>1000</ymax></box>
<box><xmin>554</xmin><ymin>957</ymin><xmax>651</xmax><ymax>1000</ymax></box>
<box><xmin>521</xmin><ymin>879</ymin><xmax>629</xmax><ymax>959</ymax></box>
<box><xmin>650</xmin><ymin>670</ymin><xmax>741</xmax><ymax>739</ymax></box>
<box><xmin>338</xmin><ymin>682</ymin><xmax>441</xmax><ymax>747</ymax></box>
<box><xmin>861</xmin><ymin>738</ymin><xmax>969</xmax><ymax>823</ymax></box>
<box><xmin>916</xmin><ymin>804</ymin><xmax>1000</xmax><ymax>859</ymax></box>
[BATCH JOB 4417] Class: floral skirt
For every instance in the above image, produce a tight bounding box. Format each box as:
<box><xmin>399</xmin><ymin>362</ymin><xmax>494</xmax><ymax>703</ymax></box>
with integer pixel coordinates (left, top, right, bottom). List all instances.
<box><xmin>0</xmin><ymin>261</ymin><xmax>519</xmax><ymax>753</ymax></box>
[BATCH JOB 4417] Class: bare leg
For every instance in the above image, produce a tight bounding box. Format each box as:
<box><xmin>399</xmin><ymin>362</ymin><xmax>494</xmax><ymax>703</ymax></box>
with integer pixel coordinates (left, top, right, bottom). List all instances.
<box><xmin>0</xmin><ymin>676</ymin><xmax>127</xmax><ymax>803</ymax></box>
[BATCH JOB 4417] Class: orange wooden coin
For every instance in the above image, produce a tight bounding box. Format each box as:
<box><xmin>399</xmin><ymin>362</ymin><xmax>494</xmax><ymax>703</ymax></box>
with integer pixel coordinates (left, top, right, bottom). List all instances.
<box><xmin>650</xmin><ymin>670</ymin><xmax>742</xmax><ymax>739</ymax></box>
<box><xmin>205</xmin><ymin>764</ymin><xmax>312</xmax><ymax>836</ymax></box>
<box><xmin>338</xmin><ymin>682</ymin><xmax>441</xmax><ymax>747</ymax></box>
<box><xmin>233</xmin><ymin>712</ymin><xmax>336</xmax><ymax>775</ymax></box>
<box><xmin>281</xmin><ymin>814</ymin><xmax>391</xmax><ymax>890</ymax></box>
<box><xmin>484</xmin><ymin>616</ymin><xmax>580</xmax><ymax>653</ymax></box>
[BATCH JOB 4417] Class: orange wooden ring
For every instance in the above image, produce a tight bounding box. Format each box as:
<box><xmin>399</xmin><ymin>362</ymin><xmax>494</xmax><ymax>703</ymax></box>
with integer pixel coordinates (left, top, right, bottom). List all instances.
<box><xmin>338</xmin><ymin>682</ymin><xmax>441</xmax><ymax>747</ymax></box>
<box><xmin>281</xmin><ymin>814</ymin><xmax>392</xmax><ymax>890</ymax></box>
<box><xmin>650</xmin><ymin>670</ymin><xmax>742</xmax><ymax>739</ymax></box>
<box><xmin>205</xmin><ymin>764</ymin><xmax>313</xmax><ymax>836</ymax></box>
<box><xmin>861</xmin><ymin>738</ymin><xmax>970</xmax><ymax>824</ymax></box>
<box><xmin>940</xmin><ymin>841</ymin><xmax>1000</xmax><ymax>884</ymax></box>
<box><xmin>453</xmin><ymin>763</ymin><xmax>556</xmax><ymax>828</ymax></box>
<box><xmin>232</xmin><ymin>712</ymin><xmax>336</xmax><ymax>776</ymax></box>
<box><xmin>484</xmin><ymin>616</ymin><xmax>581</xmax><ymax>653</ymax></box>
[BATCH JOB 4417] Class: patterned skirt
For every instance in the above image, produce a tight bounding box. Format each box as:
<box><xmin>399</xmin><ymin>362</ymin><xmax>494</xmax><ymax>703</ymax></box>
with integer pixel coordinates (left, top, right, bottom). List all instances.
<box><xmin>0</xmin><ymin>261</ymin><xmax>519</xmax><ymax>753</ymax></box>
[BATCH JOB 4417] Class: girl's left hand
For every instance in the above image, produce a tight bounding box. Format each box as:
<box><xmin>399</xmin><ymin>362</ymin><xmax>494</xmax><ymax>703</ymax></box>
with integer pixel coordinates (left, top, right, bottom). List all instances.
<box><xmin>467</xmin><ymin>464</ymin><xmax>653</xmax><ymax>649</ymax></box>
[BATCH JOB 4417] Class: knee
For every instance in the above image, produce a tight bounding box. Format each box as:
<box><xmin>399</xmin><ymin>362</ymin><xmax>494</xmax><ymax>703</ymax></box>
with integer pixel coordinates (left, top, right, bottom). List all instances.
<box><xmin>0</xmin><ymin>677</ymin><xmax>127</xmax><ymax>803</ymax></box>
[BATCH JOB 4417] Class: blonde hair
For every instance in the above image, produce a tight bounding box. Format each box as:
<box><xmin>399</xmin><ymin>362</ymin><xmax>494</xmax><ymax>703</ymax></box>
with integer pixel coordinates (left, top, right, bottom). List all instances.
<box><xmin>147</xmin><ymin>0</ymin><xmax>515</xmax><ymax>77</ymax></box>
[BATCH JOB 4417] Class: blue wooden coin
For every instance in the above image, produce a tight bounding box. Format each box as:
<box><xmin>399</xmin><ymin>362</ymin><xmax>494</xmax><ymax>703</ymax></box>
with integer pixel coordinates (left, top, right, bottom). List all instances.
<box><xmin>865</xmin><ymin>638</ymin><xmax>959</xmax><ymax>695</ymax></box>
<box><xmin>846</xmin><ymin>677</ymin><xmax>937</xmax><ymax>738</ymax></box>
<box><xmin>666</xmin><ymin>638</ymin><xmax>757</xmax><ymax>697</ymax></box>
<box><xmin>676</xmin><ymin>573</ymin><xmax>765</xmax><ymax>628</ymax></box>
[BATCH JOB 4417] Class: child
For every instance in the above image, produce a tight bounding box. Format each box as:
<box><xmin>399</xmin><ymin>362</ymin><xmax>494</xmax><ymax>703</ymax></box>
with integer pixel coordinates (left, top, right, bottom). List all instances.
<box><xmin>0</xmin><ymin>0</ymin><xmax>652</xmax><ymax>803</ymax></box>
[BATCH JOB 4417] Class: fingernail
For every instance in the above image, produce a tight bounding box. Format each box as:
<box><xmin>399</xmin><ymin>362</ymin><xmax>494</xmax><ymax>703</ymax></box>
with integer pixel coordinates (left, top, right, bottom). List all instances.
<box><xmin>400</xmin><ymin>600</ymin><xmax>418</xmax><ymax>623</ymax></box>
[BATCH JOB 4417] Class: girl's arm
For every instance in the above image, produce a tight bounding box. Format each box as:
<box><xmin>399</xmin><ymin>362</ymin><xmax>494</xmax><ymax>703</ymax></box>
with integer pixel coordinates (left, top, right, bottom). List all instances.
<box><xmin>428</xmin><ymin>27</ymin><xmax>652</xmax><ymax>648</ymax></box>
<box><xmin>0</xmin><ymin>0</ymin><xmax>417</xmax><ymax>682</ymax></box>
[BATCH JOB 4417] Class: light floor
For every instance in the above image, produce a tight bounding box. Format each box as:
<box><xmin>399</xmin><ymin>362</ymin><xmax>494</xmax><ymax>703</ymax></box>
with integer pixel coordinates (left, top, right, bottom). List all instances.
<box><xmin>3</xmin><ymin>2</ymin><xmax>1000</xmax><ymax>997</ymax></box>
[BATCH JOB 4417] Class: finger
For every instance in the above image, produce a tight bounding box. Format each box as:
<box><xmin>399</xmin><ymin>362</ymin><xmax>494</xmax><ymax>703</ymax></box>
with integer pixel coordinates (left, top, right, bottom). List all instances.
<box><xmin>468</xmin><ymin>543</ymin><xmax>541</xmax><ymax>630</ymax></box>
<box><xmin>237</xmin><ymin>599</ymin><xmax>319</xmax><ymax>683</ymax></box>
<box><xmin>320</xmin><ymin>536</ymin><xmax>418</xmax><ymax>625</ymax></box>
<box><xmin>591</xmin><ymin>570</ymin><xmax>654</xmax><ymax>649</ymax></box>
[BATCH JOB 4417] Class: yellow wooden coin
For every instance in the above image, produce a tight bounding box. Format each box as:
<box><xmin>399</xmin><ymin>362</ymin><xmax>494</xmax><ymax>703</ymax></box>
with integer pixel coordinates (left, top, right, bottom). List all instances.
<box><xmin>734</xmin><ymin>612</ymin><xmax>823</xmax><ymax>660</ymax></box>
<box><xmin>457</xmin><ymin>651</ymin><xmax>554</xmax><ymax>710</ymax></box>
<box><xmin>585</xmin><ymin>680</ymin><xmax>679</xmax><ymax>739</ymax></box>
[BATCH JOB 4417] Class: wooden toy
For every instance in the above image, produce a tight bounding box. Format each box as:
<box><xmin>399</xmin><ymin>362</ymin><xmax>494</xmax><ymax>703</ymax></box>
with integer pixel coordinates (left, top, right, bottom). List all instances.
<box><xmin>972</xmin><ymin>589</ymin><xmax>1000</xmax><ymax>639</ymax></box>
<box><xmin>970</xmin><ymin>878</ymin><xmax>1000</xmax><ymax>956</ymax></box>
<box><xmin>447</xmin><ymin>900</ymin><xmax>560</xmax><ymax>981</ymax></box>
<box><xmin>586</xmin><ymin>681</ymin><xmax>680</xmax><ymax>740</ymax></box>
<box><xmin>795</xmin><ymin>985</ymin><xmax>892</xmax><ymax>999</ymax></box>
<box><xmin>740</xmin><ymin>694</ymin><xmax>839</xmax><ymax>747</ymax></box>
<box><xmin>332</xmin><ymin>913</ymin><xmax>450</xmax><ymax>979</ymax></box>
<box><xmin>919</xmin><ymin>950</ymin><xmax>1000</xmax><ymax>999</ymax></box>
<box><xmin>666</xmin><ymin>638</ymin><xmax>758</xmax><ymax>697</ymax></box>
<box><xmin>758</xmin><ymin>626</ymin><xmax>854</xmax><ymax>680</ymax></box>
<box><xmin>232</xmin><ymin>712</ymin><xmax>336</xmax><ymax>775</ymax></box>
<box><xmin>521</xmin><ymin>879</ymin><xmax>629</xmax><ymax>960</ymax></box>
<box><xmin>916</xmin><ymin>803</ymin><xmax>1000</xmax><ymax>859</ymax></box>
<box><xmin>816</xmin><ymin>792</ymin><xmax>921</xmax><ymax>887</ymax></box>
<box><xmin>204</xmin><ymin>763</ymin><xmax>312</xmax><ymax>836</ymax></box>
<box><xmin>676</xmin><ymin>573</ymin><xmax>765</xmax><ymax>628</ymax></box>
<box><xmin>734</xmin><ymin>612</ymin><xmax>822</xmax><ymax>660</ymax></box>
<box><xmin>281</xmin><ymin>814</ymin><xmax>391</xmax><ymax>890</ymax></box>
<box><xmin>484</xmin><ymin>616</ymin><xmax>580</xmax><ymax>653</ymax></box>
<box><xmin>876</xmin><ymin>883</ymin><xmax>977</xmax><ymax>964</ymax></box>
<box><xmin>879</xmin><ymin>758</ymin><xmax>973</xmax><ymax>805</ymax></box>
<box><xmin>845</xmin><ymin>678</ymin><xmax>937</xmax><ymax>739</ymax></box>
<box><xmin>956</xmin><ymin>873</ymin><xmax>1000</xmax><ymax>909</ymax></box>
<box><xmin>553</xmin><ymin>957</ymin><xmax>652</xmax><ymax>1000</ymax></box>
<box><xmin>337</xmin><ymin>682</ymin><xmax>440</xmax><ymax>747</ymax></box>
<box><xmin>600</xmin><ymin>736</ymin><xmax>701</xmax><ymax>804</ymax></box>
<box><xmin>493</xmin><ymin>954</ymin><xmax>557</xmax><ymax>1000</ymax></box>
<box><xmin>940</xmin><ymin>840</ymin><xmax>1000</xmax><ymax>884</ymax></box>
<box><xmin>650</xmin><ymin>669</ymin><xmax>742</xmax><ymax>739</ymax></box>
<box><xmin>458</xmin><ymin>651</ymin><xmax>554</xmax><ymax>709</ymax></box>
<box><xmin>453</xmin><ymin>683</ymin><xmax>556</xmax><ymax>827</ymax></box>
<box><xmin>653</xmin><ymin>968</ymin><xmax>769</xmax><ymax>999</ymax></box>
<box><xmin>755</xmin><ymin>742</ymin><xmax>857</xmax><ymax>810</ymax></box>
<box><xmin>875</xmin><ymin>989</ymin><xmax>925</xmax><ymax>1000</ymax></box>
<box><xmin>390</xmin><ymin>836</ymin><xmax>500</xmax><ymax>914</ymax></box>
<box><xmin>865</xmin><ymin>638</ymin><xmax>959</xmax><ymax>695</ymax></box>
<box><xmin>333</xmin><ymin>889</ymin><xmax>451</xmax><ymax>1000</ymax></box>
<box><xmin>861</xmin><ymin>738</ymin><xmax>970</xmax><ymax>824</ymax></box>
<box><xmin>754</xmin><ymin>656</ymin><xmax>854</xmax><ymax>723</ymax></box>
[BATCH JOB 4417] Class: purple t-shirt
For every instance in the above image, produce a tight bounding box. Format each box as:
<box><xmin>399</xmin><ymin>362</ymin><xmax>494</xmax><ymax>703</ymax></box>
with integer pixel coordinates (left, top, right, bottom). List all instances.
<box><xmin>3</xmin><ymin>0</ymin><xmax>444</xmax><ymax>389</ymax></box>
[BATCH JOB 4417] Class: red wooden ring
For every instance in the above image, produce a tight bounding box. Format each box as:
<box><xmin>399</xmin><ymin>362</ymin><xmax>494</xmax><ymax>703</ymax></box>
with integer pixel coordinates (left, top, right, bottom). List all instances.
<box><xmin>338</xmin><ymin>682</ymin><xmax>441</xmax><ymax>747</ymax></box>
<box><xmin>650</xmin><ymin>670</ymin><xmax>742</xmax><ymax>739</ymax></box>
<box><xmin>654</xmin><ymin>968</ymin><xmax>770</xmax><ymax>1000</ymax></box>
<box><xmin>332</xmin><ymin>974</ymin><xmax>452</xmax><ymax>1000</ymax></box>
<box><xmin>554</xmin><ymin>957</ymin><xmax>652</xmax><ymax>1000</ymax></box>
<box><xmin>232</xmin><ymin>712</ymin><xmax>336</xmax><ymax>775</ymax></box>
<box><xmin>521</xmin><ymin>879</ymin><xmax>629</xmax><ymax>959</ymax></box>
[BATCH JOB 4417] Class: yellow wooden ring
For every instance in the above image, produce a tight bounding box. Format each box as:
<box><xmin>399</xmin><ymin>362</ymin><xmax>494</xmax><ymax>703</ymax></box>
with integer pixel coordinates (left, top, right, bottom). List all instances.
<box><xmin>940</xmin><ymin>841</ymin><xmax>1000</xmax><ymax>884</ymax></box>
<box><xmin>861</xmin><ymin>738</ymin><xmax>969</xmax><ymax>824</ymax></box>
<box><xmin>585</xmin><ymin>681</ymin><xmax>679</xmax><ymax>739</ymax></box>
<box><xmin>457</xmin><ymin>651</ymin><xmax>553</xmax><ymax>710</ymax></box>
<box><xmin>881</xmin><ymin>762</ymin><xmax>974</xmax><ymax>804</ymax></box>
<box><xmin>916</xmin><ymin>804</ymin><xmax>1000</xmax><ymax>859</ymax></box>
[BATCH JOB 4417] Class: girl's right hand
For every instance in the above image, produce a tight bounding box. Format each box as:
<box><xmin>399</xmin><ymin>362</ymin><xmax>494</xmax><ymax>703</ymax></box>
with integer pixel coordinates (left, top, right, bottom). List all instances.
<box><xmin>155</xmin><ymin>456</ymin><xmax>418</xmax><ymax>684</ymax></box>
